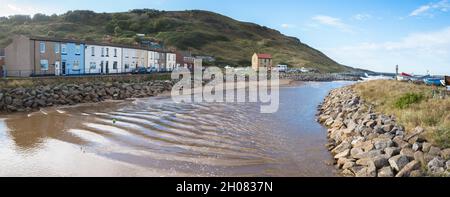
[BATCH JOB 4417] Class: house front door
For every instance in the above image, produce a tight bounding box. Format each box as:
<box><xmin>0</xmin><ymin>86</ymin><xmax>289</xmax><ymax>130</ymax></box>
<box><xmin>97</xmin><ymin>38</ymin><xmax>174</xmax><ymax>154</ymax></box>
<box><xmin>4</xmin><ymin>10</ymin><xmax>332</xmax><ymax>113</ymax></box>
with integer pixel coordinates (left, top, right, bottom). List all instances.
<box><xmin>100</xmin><ymin>61</ymin><xmax>104</xmax><ymax>74</ymax></box>
<box><xmin>106</xmin><ymin>61</ymin><xmax>109</xmax><ymax>74</ymax></box>
<box><xmin>61</xmin><ymin>61</ymin><xmax>66</xmax><ymax>75</ymax></box>
<box><xmin>55</xmin><ymin>61</ymin><xmax>60</xmax><ymax>76</ymax></box>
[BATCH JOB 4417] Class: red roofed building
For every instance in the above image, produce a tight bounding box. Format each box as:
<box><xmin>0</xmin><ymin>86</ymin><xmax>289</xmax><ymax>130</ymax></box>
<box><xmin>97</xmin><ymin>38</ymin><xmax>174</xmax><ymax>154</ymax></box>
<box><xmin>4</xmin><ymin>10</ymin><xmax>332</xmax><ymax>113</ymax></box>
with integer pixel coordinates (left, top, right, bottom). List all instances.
<box><xmin>252</xmin><ymin>53</ymin><xmax>273</xmax><ymax>71</ymax></box>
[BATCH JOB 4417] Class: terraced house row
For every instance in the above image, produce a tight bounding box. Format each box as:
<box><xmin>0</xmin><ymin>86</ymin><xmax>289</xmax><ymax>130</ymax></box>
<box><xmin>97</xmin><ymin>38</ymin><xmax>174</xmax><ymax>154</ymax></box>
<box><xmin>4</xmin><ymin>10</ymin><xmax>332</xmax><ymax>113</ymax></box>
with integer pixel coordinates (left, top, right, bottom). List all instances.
<box><xmin>4</xmin><ymin>35</ymin><xmax>177</xmax><ymax>77</ymax></box>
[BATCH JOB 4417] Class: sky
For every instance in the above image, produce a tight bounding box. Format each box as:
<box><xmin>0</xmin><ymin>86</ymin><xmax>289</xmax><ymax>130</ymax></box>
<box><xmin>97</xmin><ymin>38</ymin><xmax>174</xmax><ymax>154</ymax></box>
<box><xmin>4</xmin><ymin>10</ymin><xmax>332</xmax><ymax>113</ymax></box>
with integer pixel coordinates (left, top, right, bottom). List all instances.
<box><xmin>1</xmin><ymin>0</ymin><xmax>450</xmax><ymax>75</ymax></box>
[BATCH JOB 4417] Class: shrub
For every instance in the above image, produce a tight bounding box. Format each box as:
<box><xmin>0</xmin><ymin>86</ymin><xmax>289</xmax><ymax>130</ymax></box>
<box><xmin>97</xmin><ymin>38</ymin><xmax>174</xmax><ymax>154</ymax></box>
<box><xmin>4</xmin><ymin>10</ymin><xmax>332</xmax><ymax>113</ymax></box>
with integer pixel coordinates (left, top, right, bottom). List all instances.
<box><xmin>434</xmin><ymin>127</ymin><xmax>450</xmax><ymax>148</ymax></box>
<box><xmin>394</xmin><ymin>93</ymin><xmax>424</xmax><ymax>109</ymax></box>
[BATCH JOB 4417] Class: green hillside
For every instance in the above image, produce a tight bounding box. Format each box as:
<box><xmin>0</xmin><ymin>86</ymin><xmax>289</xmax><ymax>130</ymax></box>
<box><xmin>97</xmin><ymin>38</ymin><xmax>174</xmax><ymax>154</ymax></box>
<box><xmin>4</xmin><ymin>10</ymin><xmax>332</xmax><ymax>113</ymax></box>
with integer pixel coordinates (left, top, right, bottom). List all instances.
<box><xmin>0</xmin><ymin>9</ymin><xmax>358</xmax><ymax>73</ymax></box>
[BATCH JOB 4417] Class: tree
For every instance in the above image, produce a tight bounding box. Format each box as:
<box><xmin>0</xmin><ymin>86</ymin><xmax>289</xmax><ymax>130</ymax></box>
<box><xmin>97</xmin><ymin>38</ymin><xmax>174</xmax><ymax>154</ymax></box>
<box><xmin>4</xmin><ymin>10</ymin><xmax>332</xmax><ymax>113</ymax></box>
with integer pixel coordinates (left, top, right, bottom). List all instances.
<box><xmin>8</xmin><ymin>15</ymin><xmax>31</xmax><ymax>24</ymax></box>
<box><xmin>47</xmin><ymin>31</ymin><xmax>56</xmax><ymax>37</ymax></box>
<box><xmin>33</xmin><ymin>13</ymin><xmax>51</xmax><ymax>21</ymax></box>
<box><xmin>129</xmin><ymin>22</ymin><xmax>141</xmax><ymax>32</ymax></box>
<box><xmin>114</xmin><ymin>26</ymin><xmax>122</xmax><ymax>36</ymax></box>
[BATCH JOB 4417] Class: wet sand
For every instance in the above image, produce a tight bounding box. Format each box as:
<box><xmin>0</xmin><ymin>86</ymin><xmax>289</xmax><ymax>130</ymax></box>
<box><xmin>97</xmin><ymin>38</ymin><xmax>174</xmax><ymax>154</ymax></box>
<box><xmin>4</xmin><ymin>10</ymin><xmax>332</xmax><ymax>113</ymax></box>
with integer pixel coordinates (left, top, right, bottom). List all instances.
<box><xmin>0</xmin><ymin>81</ymin><xmax>352</xmax><ymax>177</ymax></box>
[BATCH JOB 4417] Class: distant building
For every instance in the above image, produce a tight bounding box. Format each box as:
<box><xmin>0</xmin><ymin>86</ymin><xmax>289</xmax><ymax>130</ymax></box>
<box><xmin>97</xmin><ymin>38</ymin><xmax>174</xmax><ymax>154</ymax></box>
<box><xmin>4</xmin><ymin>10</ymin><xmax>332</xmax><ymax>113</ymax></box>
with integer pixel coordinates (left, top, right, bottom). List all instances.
<box><xmin>4</xmin><ymin>35</ymin><xmax>175</xmax><ymax>77</ymax></box>
<box><xmin>5</xmin><ymin>35</ymin><xmax>63</xmax><ymax>77</ymax></box>
<box><xmin>0</xmin><ymin>48</ymin><xmax>4</xmax><ymax>58</ymax></box>
<box><xmin>251</xmin><ymin>53</ymin><xmax>273</xmax><ymax>71</ymax></box>
<box><xmin>166</xmin><ymin>52</ymin><xmax>177</xmax><ymax>71</ymax></box>
<box><xmin>60</xmin><ymin>41</ymin><xmax>85</xmax><ymax>75</ymax></box>
<box><xmin>195</xmin><ymin>55</ymin><xmax>215</xmax><ymax>63</ymax></box>
<box><xmin>176</xmin><ymin>51</ymin><xmax>195</xmax><ymax>70</ymax></box>
<box><xmin>157</xmin><ymin>51</ymin><xmax>167</xmax><ymax>71</ymax></box>
<box><xmin>0</xmin><ymin>58</ymin><xmax>4</xmax><ymax>77</ymax></box>
<box><xmin>85</xmin><ymin>43</ymin><xmax>122</xmax><ymax>74</ymax></box>
<box><xmin>148</xmin><ymin>51</ymin><xmax>159</xmax><ymax>70</ymax></box>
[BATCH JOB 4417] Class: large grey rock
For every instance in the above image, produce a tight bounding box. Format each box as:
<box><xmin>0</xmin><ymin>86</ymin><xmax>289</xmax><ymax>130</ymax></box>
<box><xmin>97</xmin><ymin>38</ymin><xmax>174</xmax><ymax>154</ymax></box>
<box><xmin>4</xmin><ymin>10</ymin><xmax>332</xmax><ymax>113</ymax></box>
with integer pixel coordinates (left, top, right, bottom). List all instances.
<box><xmin>372</xmin><ymin>155</ymin><xmax>390</xmax><ymax>169</ymax></box>
<box><xmin>428</xmin><ymin>146</ymin><xmax>441</xmax><ymax>156</ymax></box>
<box><xmin>334</xmin><ymin>149</ymin><xmax>350</xmax><ymax>159</ymax></box>
<box><xmin>355</xmin><ymin>162</ymin><xmax>377</xmax><ymax>177</ymax></box>
<box><xmin>393</xmin><ymin>136</ymin><xmax>410</xmax><ymax>149</ymax></box>
<box><xmin>404</xmin><ymin>127</ymin><xmax>424</xmax><ymax>141</ymax></box>
<box><xmin>396</xmin><ymin>161</ymin><xmax>420</xmax><ymax>177</ymax></box>
<box><xmin>427</xmin><ymin>157</ymin><xmax>446</xmax><ymax>175</ymax></box>
<box><xmin>400</xmin><ymin>148</ymin><xmax>415</xmax><ymax>160</ymax></box>
<box><xmin>350</xmin><ymin>148</ymin><xmax>364</xmax><ymax>158</ymax></box>
<box><xmin>409</xmin><ymin>170</ymin><xmax>423</xmax><ymax>177</ymax></box>
<box><xmin>353</xmin><ymin>150</ymin><xmax>383</xmax><ymax>159</ymax></box>
<box><xmin>382</xmin><ymin>124</ymin><xmax>394</xmax><ymax>133</ymax></box>
<box><xmin>331</xmin><ymin>141</ymin><xmax>351</xmax><ymax>155</ymax></box>
<box><xmin>412</xmin><ymin>143</ymin><xmax>422</xmax><ymax>152</ymax></box>
<box><xmin>414</xmin><ymin>151</ymin><xmax>426</xmax><ymax>166</ymax></box>
<box><xmin>446</xmin><ymin>161</ymin><xmax>450</xmax><ymax>170</ymax></box>
<box><xmin>373</xmin><ymin>138</ymin><xmax>393</xmax><ymax>150</ymax></box>
<box><xmin>350</xmin><ymin>166</ymin><xmax>365</xmax><ymax>175</ymax></box>
<box><xmin>342</xmin><ymin>161</ymin><xmax>355</xmax><ymax>170</ymax></box>
<box><xmin>427</xmin><ymin>157</ymin><xmax>445</xmax><ymax>169</ymax></box>
<box><xmin>385</xmin><ymin>147</ymin><xmax>400</xmax><ymax>157</ymax></box>
<box><xmin>422</xmin><ymin>142</ymin><xmax>432</xmax><ymax>152</ymax></box>
<box><xmin>440</xmin><ymin>148</ymin><xmax>450</xmax><ymax>160</ymax></box>
<box><xmin>378</xmin><ymin>166</ymin><xmax>394</xmax><ymax>177</ymax></box>
<box><xmin>356</xmin><ymin>158</ymin><xmax>372</xmax><ymax>166</ymax></box>
<box><xmin>423</xmin><ymin>153</ymin><xmax>436</xmax><ymax>164</ymax></box>
<box><xmin>388</xmin><ymin>155</ymin><xmax>410</xmax><ymax>172</ymax></box>
<box><xmin>341</xmin><ymin>169</ymin><xmax>355</xmax><ymax>177</ymax></box>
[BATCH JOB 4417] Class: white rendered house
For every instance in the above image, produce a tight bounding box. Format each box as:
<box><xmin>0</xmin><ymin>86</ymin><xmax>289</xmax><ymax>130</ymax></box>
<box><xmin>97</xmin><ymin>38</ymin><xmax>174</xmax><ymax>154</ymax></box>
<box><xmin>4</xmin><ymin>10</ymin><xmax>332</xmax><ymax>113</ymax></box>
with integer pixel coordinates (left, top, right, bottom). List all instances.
<box><xmin>85</xmin><ymin>44</ymin><xmax>122</xmax><ymax>74</ymax></box>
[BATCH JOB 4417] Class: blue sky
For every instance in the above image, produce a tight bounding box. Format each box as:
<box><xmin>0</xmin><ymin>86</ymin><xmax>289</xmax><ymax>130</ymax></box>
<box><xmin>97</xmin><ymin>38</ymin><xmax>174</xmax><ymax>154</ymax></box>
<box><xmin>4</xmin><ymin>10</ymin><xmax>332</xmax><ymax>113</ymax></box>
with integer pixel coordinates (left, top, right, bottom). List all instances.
<box><xmin>1</xmin><ymin>0</ymin><xmax>450</xmax><ymax>75</ymax></box>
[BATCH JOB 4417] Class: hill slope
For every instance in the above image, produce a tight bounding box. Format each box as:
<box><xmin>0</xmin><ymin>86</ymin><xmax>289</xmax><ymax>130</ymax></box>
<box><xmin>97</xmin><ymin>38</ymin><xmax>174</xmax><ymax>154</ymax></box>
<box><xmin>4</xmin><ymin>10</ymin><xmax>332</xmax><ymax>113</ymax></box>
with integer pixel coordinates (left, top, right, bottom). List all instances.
<box><xmin>0</xmin><ymin>9</ymin><xmax>358</xmax><ymax>73</ymax></box>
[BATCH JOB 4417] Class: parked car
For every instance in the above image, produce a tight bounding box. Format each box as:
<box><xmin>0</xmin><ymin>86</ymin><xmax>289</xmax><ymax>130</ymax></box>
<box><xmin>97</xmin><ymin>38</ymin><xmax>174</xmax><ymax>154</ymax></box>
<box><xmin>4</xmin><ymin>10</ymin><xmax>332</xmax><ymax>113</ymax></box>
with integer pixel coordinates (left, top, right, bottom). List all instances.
<box><xmin>147</xmin><ymin>67</ymin><xmax>158</xmax><ymax>73</ymax></box>
<box><xmin>275</xmin><ymin>65</ymin><xmax>288</xmax><ymax>72</ymax></box>
<box><xmin>132</xmin><ymin>67</ymin><xmax>148</xmax><ymax>74</ymax></box>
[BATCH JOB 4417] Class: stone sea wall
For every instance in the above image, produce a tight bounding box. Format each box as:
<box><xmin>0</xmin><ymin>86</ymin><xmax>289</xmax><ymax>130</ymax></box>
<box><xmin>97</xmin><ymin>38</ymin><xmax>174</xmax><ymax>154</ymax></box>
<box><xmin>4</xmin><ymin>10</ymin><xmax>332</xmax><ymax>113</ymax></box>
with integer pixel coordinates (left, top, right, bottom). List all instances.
<box><xmin>317</xmin><ymin>86</ymin><xmax>450</xmax><ymax>177</ymax></box>
<box><xmin>0</xmin><ymin>80</ymin><xmax>174</xmax><ymax>112</ymax></box>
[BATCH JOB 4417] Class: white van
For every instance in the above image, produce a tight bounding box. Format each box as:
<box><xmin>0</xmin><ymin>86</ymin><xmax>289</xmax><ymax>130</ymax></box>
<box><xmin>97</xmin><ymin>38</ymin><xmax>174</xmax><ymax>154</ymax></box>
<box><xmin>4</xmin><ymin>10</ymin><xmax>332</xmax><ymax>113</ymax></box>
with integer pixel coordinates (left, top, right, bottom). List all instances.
<box><xmin>276</xmin><ymin>65</ymin><xmax>288</xmax><ymax>72</ymax></box>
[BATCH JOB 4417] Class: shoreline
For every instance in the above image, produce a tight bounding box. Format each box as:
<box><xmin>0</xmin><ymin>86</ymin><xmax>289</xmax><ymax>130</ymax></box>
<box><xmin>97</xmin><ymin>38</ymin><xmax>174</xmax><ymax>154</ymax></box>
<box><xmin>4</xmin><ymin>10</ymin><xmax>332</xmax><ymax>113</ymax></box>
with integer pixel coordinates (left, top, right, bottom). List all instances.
<box><xmin>317</xmin><ymin>85</ymin><xmax>450</xmax><ymax>177</ymax></box>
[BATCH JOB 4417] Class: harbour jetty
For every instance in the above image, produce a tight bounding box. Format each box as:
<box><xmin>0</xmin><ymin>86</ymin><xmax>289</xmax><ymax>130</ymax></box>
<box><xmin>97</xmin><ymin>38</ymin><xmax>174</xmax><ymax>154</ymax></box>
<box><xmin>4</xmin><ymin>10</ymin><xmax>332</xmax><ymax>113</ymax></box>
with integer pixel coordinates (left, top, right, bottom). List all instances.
<box><xmin>281</xmin><ymin>73</ymin><xmax>362</xmax><ymax>81</ymax></box>
<box><xmin>318</xmin><ymin>86</ymin><xmax>450</xmax><ymax>177</ymax></box>
<box><xmin>0</xmin><ymin>77</ymin><xmax>174</xmax><ymax>113</ymax></box>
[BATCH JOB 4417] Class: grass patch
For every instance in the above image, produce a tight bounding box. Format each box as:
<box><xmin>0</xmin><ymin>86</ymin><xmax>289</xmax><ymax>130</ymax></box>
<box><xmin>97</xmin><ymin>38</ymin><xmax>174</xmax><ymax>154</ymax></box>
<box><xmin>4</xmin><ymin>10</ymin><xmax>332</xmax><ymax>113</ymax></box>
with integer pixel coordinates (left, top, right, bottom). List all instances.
<box><xmin>434</xmin><ymin>127</ymin><xmax>450</xmax><ymax>149</ymax></box>
<box><xmin>394</xmin><ymin>93</ymin><xmax>424</xmax><ymax>109</ymax></box>
<box><xmin>353</xmin><ymin>80</ymin><xmax>450</xmax><ymax>147</ymax></box>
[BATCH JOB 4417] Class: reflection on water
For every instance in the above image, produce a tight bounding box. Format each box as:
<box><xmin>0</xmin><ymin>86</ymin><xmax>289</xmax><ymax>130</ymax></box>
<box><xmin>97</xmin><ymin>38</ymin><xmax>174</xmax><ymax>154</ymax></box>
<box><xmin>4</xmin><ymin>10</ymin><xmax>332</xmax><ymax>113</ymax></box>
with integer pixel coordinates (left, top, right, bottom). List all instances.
<box><xmin>0</xmin><ymin>82</ymin><xmax>352</xmax><ymax>177</ymax></box>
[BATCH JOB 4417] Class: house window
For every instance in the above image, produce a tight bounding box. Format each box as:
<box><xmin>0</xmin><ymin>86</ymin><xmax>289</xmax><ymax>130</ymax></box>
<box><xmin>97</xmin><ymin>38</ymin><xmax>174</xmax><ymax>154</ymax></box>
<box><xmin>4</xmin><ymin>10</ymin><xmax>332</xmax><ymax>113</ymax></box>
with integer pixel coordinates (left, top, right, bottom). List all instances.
<box><xmin>40</xmin><ymin>42</ymin><xmax>45</xmax><ymax>53</ymax></box>
<box><xmin>61</xmin><ymin>44</ymin><xmax>67</xmax><ymax>54</ymax></box>
<box><xmin>114</xmin><ymin>49</ymin><xmax>117</xmax><ymax>57</ymax></box>
<box><xmin>91</xmin><ymin>47</ymin><xmax>95</xmax><ymax>56</ymax></box>
<box><xmin>73</xmin><ymin>60</ymin><xmax>80</xmax><ymax>70</ymax></box>
<box><xmin>125</xmin><ymin>64</ymin><xmax>129</xmax><ymax>69</ymax></box>
<box><xmin>101</xmin><ymin>48</ymin><xmax>104</xmax><ymax>57</ymax></box>
<box><xmin>106</xmin><ymin>48</ymin><xmax>109</xmax><ymax>57</ymax></box>
<box><xmin>40</xmin><ymin>59</ymin><xmax>49</xmax><ymax>71</ymax></box>
<box><xmin>113</xmin><ymin>61</ymin><xmax>118</xmax><ymax>69</ymax></box>
<box><xmin>75</xmin><ymin>45</ymin><xmax>81</xmax><ymax>55</ymax></box>
<box><xmin>90</xmin><ymin>62</ymin><xmax>96</xmax><ymax>70</ymax></box>
<box><xmin>54</xmin><ymin>43</ymin><xmax>60</xmax><ymax>54</ymax></box>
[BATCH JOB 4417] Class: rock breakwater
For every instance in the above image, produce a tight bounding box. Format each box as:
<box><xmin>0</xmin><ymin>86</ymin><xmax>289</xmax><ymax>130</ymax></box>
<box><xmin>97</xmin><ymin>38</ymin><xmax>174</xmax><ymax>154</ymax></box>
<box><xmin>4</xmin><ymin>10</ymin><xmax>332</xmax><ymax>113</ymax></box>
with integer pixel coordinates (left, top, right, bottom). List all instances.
<box><xmin>318</xmin><ymin>86</ymin><xmax>450</xmax><ymax>177</ymax></box>
<box><xmin>0</xmin><ymin>80</ymin><xmax>174</xmax><ymax>112</ymax></box>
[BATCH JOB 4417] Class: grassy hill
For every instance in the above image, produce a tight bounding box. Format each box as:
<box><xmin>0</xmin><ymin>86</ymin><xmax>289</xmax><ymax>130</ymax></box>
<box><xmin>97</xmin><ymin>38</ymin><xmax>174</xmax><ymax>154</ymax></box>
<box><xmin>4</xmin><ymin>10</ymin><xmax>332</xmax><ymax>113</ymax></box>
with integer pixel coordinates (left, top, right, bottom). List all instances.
<box><xmin>0</xmin><ymin>9</ymin><xmax>360</xmax><ymax>73</ymax></box>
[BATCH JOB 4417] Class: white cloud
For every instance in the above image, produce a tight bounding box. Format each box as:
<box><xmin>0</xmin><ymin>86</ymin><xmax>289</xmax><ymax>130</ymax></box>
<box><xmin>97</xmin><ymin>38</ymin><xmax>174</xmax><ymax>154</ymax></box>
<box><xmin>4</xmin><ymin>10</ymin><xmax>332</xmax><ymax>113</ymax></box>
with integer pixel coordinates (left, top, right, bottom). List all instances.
<box><xmin>322</xmin><ymin>27</ymin><xmax>450</xmax><ymax>75</ymax></box>
<box><xmin>410</xmin><ymin>0</ymin><xmax>450</xmax><ymax>17</ymax></box>
<box><xmin>281</xmin><ymin>23</ymin><xmax>296</xmax><ymax>29</ymax></box>
<box><xmin>0</xmin><ymin>0</ymin><xmax>60</xmax><ymax>17</ymax></box>
<box><xmin>312</xmin><ymin>15</ymin><xmax>353</xmax><ymax>33</ymax></box>
<box><xmin>352</xmin><ymin>14</ymin><xmax>372</xmax><ymax>21</ymax></box>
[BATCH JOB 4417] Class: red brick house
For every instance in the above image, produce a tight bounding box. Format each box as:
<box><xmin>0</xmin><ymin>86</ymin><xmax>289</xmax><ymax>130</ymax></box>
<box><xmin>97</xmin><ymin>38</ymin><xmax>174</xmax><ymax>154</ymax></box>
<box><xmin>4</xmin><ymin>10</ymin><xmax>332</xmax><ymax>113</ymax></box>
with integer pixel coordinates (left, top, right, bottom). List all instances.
<box><xmin>176</xmin><ymin>51</ymin><xmax>195</xmax><ymax>71</ymax></box>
